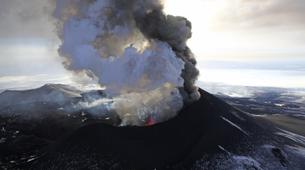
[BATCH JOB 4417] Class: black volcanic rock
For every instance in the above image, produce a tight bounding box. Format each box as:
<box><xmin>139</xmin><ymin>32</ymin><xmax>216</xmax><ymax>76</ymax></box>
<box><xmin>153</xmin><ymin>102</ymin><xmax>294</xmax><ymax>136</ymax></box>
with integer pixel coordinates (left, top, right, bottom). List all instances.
<box><xmin>31</xmin><ymin>89</ymin><xmax>271</xmax><ymax>169</ymax></box>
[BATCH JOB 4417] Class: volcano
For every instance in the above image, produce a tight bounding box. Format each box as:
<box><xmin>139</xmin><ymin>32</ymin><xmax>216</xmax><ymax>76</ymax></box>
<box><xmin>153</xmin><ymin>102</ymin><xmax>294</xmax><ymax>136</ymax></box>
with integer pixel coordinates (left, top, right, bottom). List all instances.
<box><xmin>1</xmin><ymin>86</ymin><xmax>305</xmax><ymax>169</ymax></box>
<box><xmin>0</xmin><ymin>85</ymin><xmax>305</xmax><ymax>169</ymax></box>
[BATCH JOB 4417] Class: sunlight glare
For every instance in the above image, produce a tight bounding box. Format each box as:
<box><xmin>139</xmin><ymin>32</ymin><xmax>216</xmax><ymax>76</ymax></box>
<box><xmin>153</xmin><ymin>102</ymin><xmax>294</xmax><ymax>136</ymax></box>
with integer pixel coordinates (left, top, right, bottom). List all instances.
<box><xmin>164</xmin><ymin>0</ymin><xmax>228</xmax><ymax>60</ymax></box>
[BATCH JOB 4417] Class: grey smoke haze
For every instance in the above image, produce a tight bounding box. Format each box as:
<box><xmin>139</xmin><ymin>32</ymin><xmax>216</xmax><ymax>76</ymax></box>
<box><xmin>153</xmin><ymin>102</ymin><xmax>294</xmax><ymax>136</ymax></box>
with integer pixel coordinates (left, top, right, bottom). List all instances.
<box><xmin>0</xmin><ymin>0</ymin><xmax>55</xmax><ymax>39</ymax></box>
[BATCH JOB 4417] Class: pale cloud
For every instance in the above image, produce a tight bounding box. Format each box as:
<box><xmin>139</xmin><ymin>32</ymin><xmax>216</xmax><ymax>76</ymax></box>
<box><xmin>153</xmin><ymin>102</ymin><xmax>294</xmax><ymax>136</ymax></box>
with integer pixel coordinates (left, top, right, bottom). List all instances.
<box><xmin>213</xmin><ymin>0</ymin><xmax>305</xmax><ymax>31</ymax></box>
<box><xmin>0</xmin><ymin>74</ymin><xmax>73</xmax><ymax>91</ymax></box>
<box><xmin>0</xmin><ymin>42</ymin><xmax>66</xmax><ymax>76</ymax></box>
<box><xmin>0</xmin><ymin>0</ymin><xmax>56</xmax><ymax>39</ymax></box>
<box><xmin>185</xmin><ymin>0</ymin><xmax>305</xmax><ymax>60</ymax></box>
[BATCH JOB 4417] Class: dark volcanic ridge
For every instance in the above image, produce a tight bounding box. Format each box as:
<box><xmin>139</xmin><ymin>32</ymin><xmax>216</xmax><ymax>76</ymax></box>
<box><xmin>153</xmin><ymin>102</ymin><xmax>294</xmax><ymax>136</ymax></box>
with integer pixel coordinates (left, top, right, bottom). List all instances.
<box><xmin>0</xmin><ymin>85</ymin><xmax>305</xmax><ymax>169</ymax></box>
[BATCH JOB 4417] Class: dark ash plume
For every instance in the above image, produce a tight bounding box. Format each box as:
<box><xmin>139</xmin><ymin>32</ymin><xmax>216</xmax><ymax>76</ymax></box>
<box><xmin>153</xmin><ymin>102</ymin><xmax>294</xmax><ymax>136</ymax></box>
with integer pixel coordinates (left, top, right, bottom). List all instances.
<box><xmin>54</xmin><ymin>0</ymin><xmax>200</xmax><ymax>125</ymax></box>
<box><xmin>134</xmin><ymin>9</ymin><xmax>200</xmax><ymax>102</ymax></box>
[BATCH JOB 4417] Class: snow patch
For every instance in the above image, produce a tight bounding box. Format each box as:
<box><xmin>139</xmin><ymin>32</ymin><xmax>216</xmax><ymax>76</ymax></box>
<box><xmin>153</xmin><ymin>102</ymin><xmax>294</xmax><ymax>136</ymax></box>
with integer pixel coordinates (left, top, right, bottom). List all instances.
<box><xmin>276</xmin><ymin>128</ymin><xmax>305</xmax><ymax>145</ymax></box>
<box><xmin>221</xmin><ymin>116</ymin><xmax>249</xmax><ymax>136</ymax></box>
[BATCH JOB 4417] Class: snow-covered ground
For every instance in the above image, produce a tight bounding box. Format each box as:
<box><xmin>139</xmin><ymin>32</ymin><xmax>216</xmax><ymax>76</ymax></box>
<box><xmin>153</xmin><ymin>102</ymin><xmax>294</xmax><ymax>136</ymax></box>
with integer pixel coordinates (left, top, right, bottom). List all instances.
<box><xmin>199</xmin><ymin>82</ymin><xmax>305</xmax><ymax>116</ymax></box>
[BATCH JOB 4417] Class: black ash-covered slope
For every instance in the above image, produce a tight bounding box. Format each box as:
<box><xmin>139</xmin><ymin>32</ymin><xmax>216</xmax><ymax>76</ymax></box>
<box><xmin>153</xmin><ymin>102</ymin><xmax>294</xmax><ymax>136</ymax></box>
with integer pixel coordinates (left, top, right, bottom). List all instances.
<box><xmin>31</xmin><ymin>89</ymin><xmax>272</xmax><ymax>169</ymax></box>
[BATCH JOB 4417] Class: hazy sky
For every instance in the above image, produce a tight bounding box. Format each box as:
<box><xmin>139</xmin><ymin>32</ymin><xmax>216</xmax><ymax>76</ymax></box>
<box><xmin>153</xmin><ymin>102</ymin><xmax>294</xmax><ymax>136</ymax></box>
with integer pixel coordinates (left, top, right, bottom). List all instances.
<box><xmin>165</xmin><ymin>0</ymin><xmax>305</xmax><ymax>60</ymax></box>
<box><xmin>0</xmin><ymin>0</ymin><xmax>305</xmax><ymax>90</ymax></box>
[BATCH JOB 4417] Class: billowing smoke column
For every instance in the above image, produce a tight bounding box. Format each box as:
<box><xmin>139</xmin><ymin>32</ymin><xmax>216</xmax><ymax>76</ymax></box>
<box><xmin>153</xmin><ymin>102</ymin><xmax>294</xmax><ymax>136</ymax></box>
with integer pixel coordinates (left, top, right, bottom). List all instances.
<box><xmin>54</xmin><ymin>0</ymin><xmax>200</xmax><ymax>126</ymax></box>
